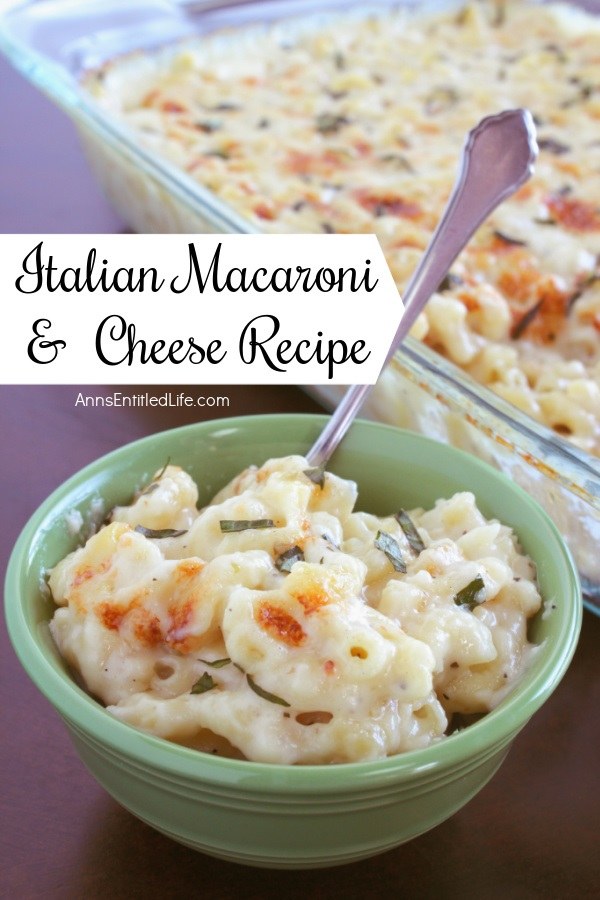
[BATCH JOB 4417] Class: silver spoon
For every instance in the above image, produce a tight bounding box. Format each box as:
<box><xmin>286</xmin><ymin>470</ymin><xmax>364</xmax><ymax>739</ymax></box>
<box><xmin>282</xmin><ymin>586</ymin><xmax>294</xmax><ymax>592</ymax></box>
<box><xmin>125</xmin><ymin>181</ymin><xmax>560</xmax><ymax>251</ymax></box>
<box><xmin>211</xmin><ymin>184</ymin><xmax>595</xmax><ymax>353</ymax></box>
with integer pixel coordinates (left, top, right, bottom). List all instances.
<box><xmin>306</xmin><ymin>108</ymin><xmax>538</xmax><ymax>468</ymax></box>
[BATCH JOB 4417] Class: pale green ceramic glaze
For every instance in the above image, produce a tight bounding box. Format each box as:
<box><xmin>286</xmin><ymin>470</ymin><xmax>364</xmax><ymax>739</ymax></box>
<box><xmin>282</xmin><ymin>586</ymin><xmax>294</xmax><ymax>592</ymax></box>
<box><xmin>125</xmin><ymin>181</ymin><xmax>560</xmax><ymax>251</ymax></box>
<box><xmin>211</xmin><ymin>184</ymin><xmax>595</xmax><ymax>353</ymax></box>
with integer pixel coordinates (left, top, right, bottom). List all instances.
<box><xmin>5</xmin><ymin>415</ymin><xmax>582</xmax><ymax>868</ymax></box>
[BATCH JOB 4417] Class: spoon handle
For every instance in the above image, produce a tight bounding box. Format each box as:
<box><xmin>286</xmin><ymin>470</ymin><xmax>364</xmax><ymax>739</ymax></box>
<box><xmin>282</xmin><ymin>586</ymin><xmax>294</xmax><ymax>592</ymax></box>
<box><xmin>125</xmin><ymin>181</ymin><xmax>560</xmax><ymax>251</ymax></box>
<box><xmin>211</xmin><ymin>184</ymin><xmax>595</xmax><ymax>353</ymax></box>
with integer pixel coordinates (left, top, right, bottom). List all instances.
<box><xmin>306</xmin><ymin>108</ymin><xmax>538</xmax><ymax>468</ymax></box>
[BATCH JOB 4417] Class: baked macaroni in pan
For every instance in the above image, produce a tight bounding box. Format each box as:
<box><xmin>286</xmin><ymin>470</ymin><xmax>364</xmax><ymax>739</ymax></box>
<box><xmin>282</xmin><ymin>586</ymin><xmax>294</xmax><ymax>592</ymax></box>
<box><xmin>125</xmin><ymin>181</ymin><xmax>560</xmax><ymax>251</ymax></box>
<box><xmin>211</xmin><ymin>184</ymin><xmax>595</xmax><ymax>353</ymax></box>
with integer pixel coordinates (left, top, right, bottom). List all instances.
<box><xmin>87</xmin><ymin>0</ymin><xmax>600</xmax><ymax>452</ymax></box>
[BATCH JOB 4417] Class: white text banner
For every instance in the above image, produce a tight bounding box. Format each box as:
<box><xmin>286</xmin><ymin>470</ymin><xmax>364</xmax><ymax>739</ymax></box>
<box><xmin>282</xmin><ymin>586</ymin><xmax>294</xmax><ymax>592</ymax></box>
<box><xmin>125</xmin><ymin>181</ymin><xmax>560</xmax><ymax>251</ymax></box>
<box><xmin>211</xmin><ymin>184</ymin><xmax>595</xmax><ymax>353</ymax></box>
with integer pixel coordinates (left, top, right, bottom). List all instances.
<box><xmin>0</xmin><ymin>234</ymin><xmax>403</xmax><ymax>385</ymax></box>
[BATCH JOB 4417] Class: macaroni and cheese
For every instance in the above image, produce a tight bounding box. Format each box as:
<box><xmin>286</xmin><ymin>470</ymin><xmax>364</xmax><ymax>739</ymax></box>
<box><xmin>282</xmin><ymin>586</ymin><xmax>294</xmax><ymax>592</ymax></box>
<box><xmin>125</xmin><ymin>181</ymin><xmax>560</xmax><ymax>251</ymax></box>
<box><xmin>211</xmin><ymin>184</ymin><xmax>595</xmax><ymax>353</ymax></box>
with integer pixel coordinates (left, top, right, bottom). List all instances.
<box><xmin>87</xmin><ymin>0</ymin><xmax>600</xmax><ymax>454</ymax></box>
<box><xmin>49</xmin><ymin>458</ymin><xmax>541</xmax><ymax>764</ymax></box>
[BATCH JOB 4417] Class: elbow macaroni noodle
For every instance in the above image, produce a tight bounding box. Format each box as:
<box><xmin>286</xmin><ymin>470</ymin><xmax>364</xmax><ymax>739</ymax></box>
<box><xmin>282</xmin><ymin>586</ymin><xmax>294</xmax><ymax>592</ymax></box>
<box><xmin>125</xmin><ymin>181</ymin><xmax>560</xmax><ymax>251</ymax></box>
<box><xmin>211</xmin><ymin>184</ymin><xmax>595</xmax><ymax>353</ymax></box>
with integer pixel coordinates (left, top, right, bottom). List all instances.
<box><xmin>86</xmin><ymin>0</ymin><xmax>600</xmax><ymax>454</ymax></box>
<box><xmin>49</xmin><ymin>458</ymin><xmax>541</xmax><ymax>764</ymax></box>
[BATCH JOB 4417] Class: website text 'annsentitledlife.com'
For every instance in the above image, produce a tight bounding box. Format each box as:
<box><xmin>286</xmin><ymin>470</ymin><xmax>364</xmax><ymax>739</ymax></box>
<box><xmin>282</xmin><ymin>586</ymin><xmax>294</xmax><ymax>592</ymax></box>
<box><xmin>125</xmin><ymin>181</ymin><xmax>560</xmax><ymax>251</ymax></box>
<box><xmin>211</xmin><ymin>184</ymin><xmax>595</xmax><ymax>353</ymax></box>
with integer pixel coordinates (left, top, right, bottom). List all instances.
<box><xmin>75</xmin><ymin>391</ymin><xmax>230</xmax><ymax>408</ymax></box>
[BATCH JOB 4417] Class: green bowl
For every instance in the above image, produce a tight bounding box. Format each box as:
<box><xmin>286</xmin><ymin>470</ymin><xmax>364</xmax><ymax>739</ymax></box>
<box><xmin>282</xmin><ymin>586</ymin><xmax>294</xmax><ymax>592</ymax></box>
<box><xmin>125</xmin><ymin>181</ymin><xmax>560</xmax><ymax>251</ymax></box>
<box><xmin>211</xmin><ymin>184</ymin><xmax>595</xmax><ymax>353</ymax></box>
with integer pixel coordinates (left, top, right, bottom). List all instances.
<box><xmin>4</xmin><ymin>414</ymin><xmax>582</xmax><ymax>869</ymax></box>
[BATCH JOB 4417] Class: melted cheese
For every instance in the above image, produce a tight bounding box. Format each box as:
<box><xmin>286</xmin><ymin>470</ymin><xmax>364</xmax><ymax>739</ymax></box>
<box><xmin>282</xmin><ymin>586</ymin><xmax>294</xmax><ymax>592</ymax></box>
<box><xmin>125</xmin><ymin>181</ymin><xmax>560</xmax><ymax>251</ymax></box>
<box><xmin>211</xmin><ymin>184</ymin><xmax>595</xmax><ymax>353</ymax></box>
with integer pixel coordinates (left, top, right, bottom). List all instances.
<box><xmin>49</xmin><ymin>458</ymin><xmax>541</xmax><ymax>764</ymax></box>
<box><xmin>87</xmin><ymin>0</ymin><xmax>600</xmax><ymax>453</ymax></box>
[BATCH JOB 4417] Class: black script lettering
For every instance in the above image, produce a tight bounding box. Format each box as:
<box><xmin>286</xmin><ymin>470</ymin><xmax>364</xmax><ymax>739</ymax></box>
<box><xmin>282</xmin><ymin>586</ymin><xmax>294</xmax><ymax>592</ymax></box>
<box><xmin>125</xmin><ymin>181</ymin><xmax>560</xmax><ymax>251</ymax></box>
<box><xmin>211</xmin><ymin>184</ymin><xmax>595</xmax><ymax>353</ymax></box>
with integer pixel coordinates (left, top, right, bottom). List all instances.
<box><xmin>16</xmin><ymin>242</ymin><xmax>165</xmax><ymax>293</ymax></box>
<box><xmin>27</xmin><ymin>318</ymin><xmax>66</xmax><ymax>364</ymax></box>
<box><xmin>95</xmin><ymin>314</ymin><xmax>225</xmax><ymax>366</ymax></box>
<box><xmin>239</xmin><ymin>314</ymin><xmax>285</xmax><ymax>372</ymax></box>
<box><xmin>171</xmin><ymin>242</ymin><xmax>222</xmax><ymax>294</ymax></box>
<box><xmin>171</xmin><ymin>243</ymin><xmax>379</xmax><ymax>295</ymax></box>
<box><xmin>16</xmin><ymin>241</ymin><xmax>44</xmax><ymax>293</ymax></box>
<box><xmin>239</xmin><ymin>315</ymin><xmax>371</xmax><ymax>379</ymax></box>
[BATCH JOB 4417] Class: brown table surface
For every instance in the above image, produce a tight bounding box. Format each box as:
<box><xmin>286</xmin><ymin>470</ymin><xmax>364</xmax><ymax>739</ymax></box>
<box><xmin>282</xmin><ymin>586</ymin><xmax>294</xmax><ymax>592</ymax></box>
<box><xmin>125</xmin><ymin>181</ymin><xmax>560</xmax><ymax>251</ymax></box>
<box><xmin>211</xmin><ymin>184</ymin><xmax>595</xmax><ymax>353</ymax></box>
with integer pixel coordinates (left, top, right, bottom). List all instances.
<box><xmin>1</xmin><ymin>52</ymin><xmax>599</xmax><ymax>900</ymax></box>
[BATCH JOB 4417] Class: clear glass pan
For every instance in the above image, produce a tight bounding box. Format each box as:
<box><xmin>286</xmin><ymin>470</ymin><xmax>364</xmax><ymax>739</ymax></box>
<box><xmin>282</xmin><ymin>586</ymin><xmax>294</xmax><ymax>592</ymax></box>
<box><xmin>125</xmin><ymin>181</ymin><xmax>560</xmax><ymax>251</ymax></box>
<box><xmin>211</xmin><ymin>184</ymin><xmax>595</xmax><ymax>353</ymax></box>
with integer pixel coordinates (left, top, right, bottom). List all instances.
<box><xmin>1</xmin><ymin>0</ymin><xmax>598</xmax><ymax>613</ymax></box>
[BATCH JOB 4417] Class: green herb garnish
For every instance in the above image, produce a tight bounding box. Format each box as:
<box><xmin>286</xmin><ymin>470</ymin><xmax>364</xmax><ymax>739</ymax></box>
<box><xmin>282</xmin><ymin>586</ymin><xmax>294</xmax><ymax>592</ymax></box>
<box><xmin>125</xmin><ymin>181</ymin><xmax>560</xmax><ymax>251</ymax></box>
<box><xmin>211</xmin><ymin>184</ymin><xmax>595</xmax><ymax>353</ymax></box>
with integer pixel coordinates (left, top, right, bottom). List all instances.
<box><xmin>491</xmin><ymin>0</ymin><xmax>506</xmax><ymax>27</ymax></box>
<box><xmin>315</xmin><ymin>112</ymin><xmax>350</xmax><ymax>134</ymax></box>
<box><xmin>378</xmin><ymin>153</ymin><xmax>414</xmax><ymax>172</ymax></box>
<box><xmin>567</xmin><ymin>272</ymin><xmax>599</xmax><ymax>314</ymax></box>
<box><xmin>138</xmin><ymin>482</ymin><xmax>160</xmax><ymax>498</ymax></box>
<box><xmin>303</xmin><ymin>463</ymin><xmax>326</xmax><ymax>488</ymax></box>
<box><xmin>374</xmin><ymin>530</ymin><xmax>407</xmax><ymax>573</ymax></box>
<box><xmin>560</xmin><ymin>83</ymin><xmax>594</xmax><ymax>109</ymax></box>
<box><xmin>424</xmin><ymin>86</ymin><xmax>459</xmax><ymax>115</ymax></box>
<box><xmin>538</xmin><ymin>137</ymin><xmax>570</xmax><ymax>156</ymax></box>
<box><xmin>219</xmin><ymin>519</ymin><xmax>275</xmax><ymax>533</ymax></box>
<box><xmin>212</xmin><ymin>102</ymin><xmax>240</xmax><ymax>112</ymax></box>
<box><xmin>247</xmin><ymin>674</ymin><xmax>290</xmax><ymax>707</ymax></box>
<box><xmin>191</xmin><ymin>672</ymin><xmax>216</xmax><ymax>694</ymax></box>
<box><xmin>139</xmin><ymin>457</ymin><xmax>171</xmax><ymax>496</ymax></box>
<box><xmin>275</xmin><ymin>545</ymin><xmax>304</xmax><ymax>573</ymax></box>
<box><xmin>195</xmin><ymin>119</ymin><xmax>222</xmax><ymax>133</ymax></box>
<box><xmin>155</xmin><ymin>457</ymin><xmax>171</xmax><ymax>480</ymax></box>
<box><xmin>198</xmin><ymin>657</ymin><xmax>231</xmax><ymax>668</ymax></box>
<box><xmin>454</xmin><ymin>576</ymin><xmax>485</xmax><ymax>610</ymax></box>
<box><xmin>437</xmin><ymin>272</ymin><xmax>464</xmax><ymax>292</ymax></box>
<box><xmin>134</xmin><ymin>525</ymin><xmax>187</xmax><ymax>538</ymax></box>
<box><xmin>510</xmin><ymin>299</ymin><xmax>544</xmax><ymax>339</ymax></box>
<box><xmin>493</xmin><ymin>229</ymin><xmax>527</xmax><ymax>247</ymax></box>
<box><xmin>395</xmin><ymin>510</ymin><xmax>425</xmax><ymax>554</ymax></box>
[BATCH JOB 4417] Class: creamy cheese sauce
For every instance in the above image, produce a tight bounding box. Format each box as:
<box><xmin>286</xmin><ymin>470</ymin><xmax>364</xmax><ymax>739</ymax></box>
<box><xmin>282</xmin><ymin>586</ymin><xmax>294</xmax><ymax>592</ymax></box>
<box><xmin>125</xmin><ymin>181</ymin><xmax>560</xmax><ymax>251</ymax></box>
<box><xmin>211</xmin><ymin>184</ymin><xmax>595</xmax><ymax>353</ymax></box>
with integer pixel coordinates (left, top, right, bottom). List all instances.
<box><xmin>86</xmin><ymin>0</ymin><xmax>600</xmax><ymax>453</ymax></box>
<box><xmin>49</xmin><ymin>458</ymin><xmax>541</xmax><ymax>764</ymax></box>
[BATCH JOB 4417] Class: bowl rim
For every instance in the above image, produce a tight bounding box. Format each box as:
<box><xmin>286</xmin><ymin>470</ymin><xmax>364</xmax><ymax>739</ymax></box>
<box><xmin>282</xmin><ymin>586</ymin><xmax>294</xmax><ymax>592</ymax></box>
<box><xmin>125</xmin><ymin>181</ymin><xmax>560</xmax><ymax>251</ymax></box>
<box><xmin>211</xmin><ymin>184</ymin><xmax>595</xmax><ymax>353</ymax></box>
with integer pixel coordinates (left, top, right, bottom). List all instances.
<box><xmin>4</xmin><ymin>413</ymin><xmax>582</xmax><ymax>792</ymax></box>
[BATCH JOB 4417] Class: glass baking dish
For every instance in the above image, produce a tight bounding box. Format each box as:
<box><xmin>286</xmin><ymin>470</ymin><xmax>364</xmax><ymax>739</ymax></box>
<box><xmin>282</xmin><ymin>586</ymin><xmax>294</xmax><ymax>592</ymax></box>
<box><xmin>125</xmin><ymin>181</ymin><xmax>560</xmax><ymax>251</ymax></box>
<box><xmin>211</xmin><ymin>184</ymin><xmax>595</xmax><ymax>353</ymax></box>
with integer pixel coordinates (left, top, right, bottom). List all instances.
<box><xmin>1</xmin><ymin>0</ymin><xmax>599</xmax><ymax>614</ymax></box>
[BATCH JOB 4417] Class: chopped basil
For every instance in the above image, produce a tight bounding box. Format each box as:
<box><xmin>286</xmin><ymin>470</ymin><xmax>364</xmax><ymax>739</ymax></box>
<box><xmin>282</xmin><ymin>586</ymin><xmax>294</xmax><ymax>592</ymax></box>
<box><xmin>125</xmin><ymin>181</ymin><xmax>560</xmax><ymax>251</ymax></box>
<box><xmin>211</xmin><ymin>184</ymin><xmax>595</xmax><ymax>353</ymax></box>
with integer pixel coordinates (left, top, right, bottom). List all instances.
<box><xmin>437</xmin><ymin>272</ymin><xmax>464</xmax><ymax>292</ymax></box>
<box><xmin>491</xmin><ymin>1</ymin><xmax>505</xmax><ymax>26</ymax></box>
<box><xmin>560</xmin><ymin>83</ymin><xmax>594</xmax><ymax>109</ymax></box>
<box><xmin>139</xmin><ymin>457</ymin><xmax>171</xmax><ymax>496</ymax></box>
<box><xmin>134</xmin><ymin>525</ymin><xmax>188</xmax><ymax>538</ymax></box>
<box><xmin>220</xmin><ymin>519</ymin><xmax>275</xmax><ymax>533</ymax></box>
<box><xmin>567</xmin><ymin>272</ymin><xmax>599</xmax><ymax>314</ymax></box>
<box><xmin>275</xmin><ymin>545</ymin><xmax>304</xmax><ymax>573</ymax></box>
<box><xmin>198</xmin><ymin>657</ymin><xmax>231</xmax><ymax>668</ymax></box>
<box><xmin>379</xmin><ymin>153</ymin><xmax>414</xmax><ymax>172</ymax></box>
<box><xmin>374</xmin><ymin>530</ymin><xmax>407</xmax><ymax>573</ymax></box>
<box><xmin>538</xmin><ymin>137</ymin><xmax>571</xmax><ymax>155</ymax></box>
<box><xmin>205</xmin><ymin>148</ymin><xmax>230</xmax><ymax>159</ymax></box>
<box><xmin>138</xmin><ymin>481</ymin><xmax>160</xmax><ymax>498</ymax></box>
<box><xmin>493</xmin><ymin>229</ymin><xmax>527</xmax><ymax>247</ymax></box>
<box><xmin>424</xmin><ymin>86</ymin><xmax>459</xmax><ymax>115</ymax></box>
<box><xmin>155</xmin><ymin>457</ymin><xmax>171</xmax><ymax>480</ymax></box>
<box><xmin>321</xmin><ymin>532</ymin><xmax>340</xmax><ymax>550</ymax></box>
<box><xmin>510</xmin><ymin>300</ymin><xmax>544</xmax><ymax>339</ymax></box>
<box><xmin>247</xmin><ymin>674</ymin><xmax>290</xmax><ymax>707</ymax></box>
<box><xmin>543</xmin><ymin>42</ymin><xmax>567</xmax><ymax>63</ymax></box>
<box><xmin>191</xmin><ymin>672</ymin><xmax>216</xmax><ymax>694</ymax></box>
<box><xmin>454</xmin><ymin>576</ymin><xmax>485</xmax><ymax>610</ymax></box>
<box><xmin>395</xmin><ymin>510</ymin><xmax>425</xmax><ymax>554</ymax></box>
<box><xmin>195</xmin><ymin>119</ymin><xmax>222</xmax><ymax>133</ymax></box>
<box><xmin>303</xmin><ymin>463</ymin><xmax>326</xmax><ymax>488</ymax></box>
<box><xmin>315</xmin><ymin>112</ymin><xmax>350</xmax><ymax>134</ymax></box>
